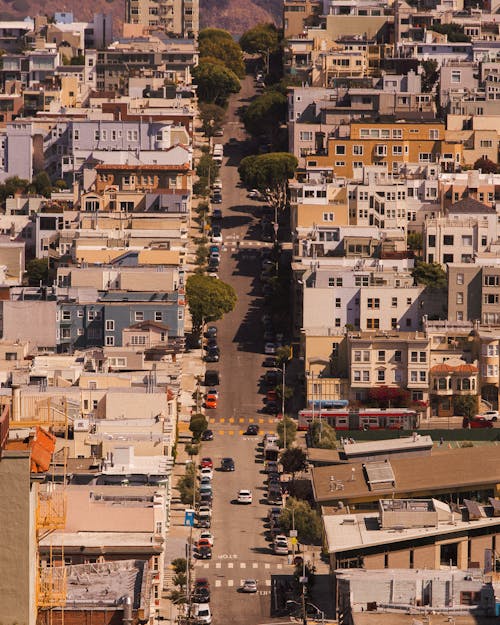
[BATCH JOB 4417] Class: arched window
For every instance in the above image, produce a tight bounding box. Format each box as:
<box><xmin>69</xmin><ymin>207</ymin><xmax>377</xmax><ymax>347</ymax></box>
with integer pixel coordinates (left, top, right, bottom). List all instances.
<box><xmin>438</xmin><ymin>377</ymin><xmax>447</xmax><ymax>390</ymax></box>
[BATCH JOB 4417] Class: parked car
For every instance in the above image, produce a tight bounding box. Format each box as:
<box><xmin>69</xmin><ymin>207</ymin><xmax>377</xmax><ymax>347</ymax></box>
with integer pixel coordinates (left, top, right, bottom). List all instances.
<box><xmin>245</xmin><ymin>424</ymin><xmax>260</xmax><ymax>436</ymax></box>
<box><xmin>192</xmin><ymin>603</ymin><xmax>212</xmax><ymax>625</ymax></box>
<box><xmin>477</xmin><ymin>410</ymin><xmax>499</xmax><ymax>422</ymax></box>
<box><xmin>205</xmin><ymin>396</ymin><xmax>217</xmax><ymax>409</ymax></box>
<box><xmin>196</xmin><ymin>545</ymin><xmax>212</xmax><ymax>560</ymax></box>
<box><xmin>212</xmin><ymin>208</ymin><xmax>223</xmax><ymax>220</ymax></box>
<box><xmin>204</xmin><ymin>350</ymin><xmax>219</xmax><ymax>363</ymax></box>
<box><xmin>194</xmin><ymin>588</ymin><xmax>210</xmax><ymax>603</ymax></box>
<box><xmin>201</xmin><ymin>458</ymin><xmax>213</xmax><ymax>469</ymax></box>
<box><xmin>248</xmin><ymin>189</ymin><xmax>263</xmax><ymax>200</ymax></box>
<box><xmin>199</xmin><ymin>532</ymin><xmax>214</xmax><ymax>547</ymax></box>
<box><xmin>263</xmin><ymin>401</ymin><xmax>279</xmax><ymax>415</ymax></box>
<box><xmin>264</xmin><ymin>342</ymin><xmax>277</xmax><ymax>355</ymax></box>
<box><xmin>221</xmin><ymin>457</ymin><xmax>235</xmax><ymax>471</ymax></box>
<box><xmin>263</xmin><ymin>357</ymin><xmax>278</xmax><ymax>368</ymax></box>
<box><xmin>200</xmin><ymin>466</ymin><xmax>213</xmax><ymax>480</ymax></box>
<box><xmin>199</xmin><ymin>483</ymin><xmax>213</xmax><ymax>495</ymax></box>
<box><xmin>237</xmin><ymin>489</ymin><xmax>253</xmax><ymax>504</ymax></box>
<box><xmin>273</xmin><ymin>536</ymin><xmax>289</xmax><ymax>555</ymax></box>
<box><xmin>211</xmin><ymin>192</ymin><xmax>222</xmax><ymax>204</ymax></box>
<box><xmin>199</xmin><ymin>492</ymin><xmax>213</xmax><ymax>506</ymax></box>
<box><xmin>205</xmin><ymin>325</ymin><xmax>217</xmax><ymax>338</ymax></box>
<box><xmin>213</xmin><ymin>128</ymin><xmax>224</xmax><ymax>137</ymax></box>
<box><xmin>463</xmin><ymin>416</ymin><xmax>494</xmax><ymax>429</ymax></box>
<box><xmin>200</xmin><ymin>476</ymin><xmax>212</xmax><ymax>486</ymax></box>
<box><xmin>241</xmin><ymin>579</ymin><xmax>258</xmax><ymax>593</ymax></box>
<box><xmin>204</xmin><ymin>370</ymin><xmax>220</xmax><ymax>386</ymax></box>
<box><xmin>211</xmin><ymin>227</ymin><xmax>222</xmax><ymax>243</ymax></box>
<box><xmin>264</xmin><ymin>370</ymin><xmax>280</xmax><ymax>387</ymax></box>
<box><xmin>201</xmin><ymin>429</ymin><xmax>214</xmax><ymax>441</ymax></box>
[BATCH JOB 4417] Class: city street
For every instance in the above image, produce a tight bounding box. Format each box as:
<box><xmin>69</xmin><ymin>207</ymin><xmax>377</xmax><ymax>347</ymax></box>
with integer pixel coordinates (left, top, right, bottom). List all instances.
<box><xmin>194</xmin><ymin>76</ymin><xmax>295</xmax><ymax>624</ymax></box>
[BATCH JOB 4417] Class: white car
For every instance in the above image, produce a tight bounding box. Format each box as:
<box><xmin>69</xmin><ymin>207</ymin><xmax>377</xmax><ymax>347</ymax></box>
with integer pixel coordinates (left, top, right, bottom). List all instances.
<box><xmin>198</xmin><ymin>506</ymin><xmax>212</xmax><ymax>519</ymax></box>
<box><xmin>479</xmin><ymin>410</ymin><xmax>499</xmax><ymax>422</ymax></box>
<box><xmin>200</xmin><ymin>467</ymin><xmax>213</xmax><ymax>480</ymax></box>
<box><xmin>241</xmin><ymin>579</ymin><xmax>258</xmax><ymax>593</ymax></box>
<box><xmin>192</xmin><ymin>602</ymin><xmax>212</xmax><ymax>624</ymax></box>
<box><xmin>237</xmin><ymin>489</ymin><xmax>253</xmax><ymax>504</ymax></box>
<box><xmin>248</xmin><ymin>189</ymin><xmax>263</xmax><ymax>200</ymax></box>
<box><xmin>264</xmin><ymin>342</ymin><xmax>277</xmax><ymax>355</ymax></box>
<box><xmin>273</xmin><ymin>536</ymin><xmax>289</xmax><ymax>555</ymax></box>
<box><xmin>199</xmin><ymin>531</ymin><xmax>214</xmax><ymax>546</ymax></box>
<box><xmin>211</xmin><ymin>231</ymin><xmax>223</xmax><ymax>244</ymax></box>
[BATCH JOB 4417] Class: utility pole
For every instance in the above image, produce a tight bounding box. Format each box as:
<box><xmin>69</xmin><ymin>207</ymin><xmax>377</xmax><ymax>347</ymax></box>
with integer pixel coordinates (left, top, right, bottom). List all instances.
<box><xmin>185</xmin><ymin>466</ymin><xmax>196</xmax><ymax>625</ymax></box>
<box><xmin>301</xmin><ymin>558</ymin><xmax>307</xmax><ymax>625</ymax></box>
<box><xmin>282</xmin><ymin>360</ymin><xmax>286</xmax><ymax>449</ymax></box>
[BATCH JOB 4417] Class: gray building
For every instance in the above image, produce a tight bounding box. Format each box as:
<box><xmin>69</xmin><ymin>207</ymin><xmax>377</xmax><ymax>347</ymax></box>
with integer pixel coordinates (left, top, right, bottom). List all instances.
<box><xmin>58</xmin><ymin>290</ymin><xmax>185</xmax><ymax>351</ymax></box>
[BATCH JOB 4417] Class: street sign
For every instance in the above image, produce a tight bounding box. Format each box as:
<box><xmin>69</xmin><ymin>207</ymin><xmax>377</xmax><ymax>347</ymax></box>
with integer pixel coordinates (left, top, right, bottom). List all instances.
<box><xmin>289</xmin><ymin>530</ymin><xmax>298</xmax><ymax>538</ymax></box>
<box><xmin>184</xmin><ymin>509</ymin><xmax>195</xmax><ymax>526</ymax></box>
<box><xmin>290</xmin><ymin>537</ymin><xmax>298</xmax><ymax>545</ymax></box>
<box><xmin>299</xmin><ymin>576</ymin><xmax>308</xmax><ymax>584</ymax></box>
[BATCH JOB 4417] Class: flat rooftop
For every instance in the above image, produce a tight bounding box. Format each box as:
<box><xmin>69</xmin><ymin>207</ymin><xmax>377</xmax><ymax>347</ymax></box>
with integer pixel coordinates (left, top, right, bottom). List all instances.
<box><xmin>343</xmin><ymin>434</ymin><xmax>433</xmax><ymax>457</ymax></box>
<box><xmin>312</xmin><ymin>444</ymin><xmax>500</xmax><ymax>503</ymax></box>
<box><xmin>324</xmin><ymin>503</ymin><xmax>499</xmax><ymax>554</ymax></box>
<box><xmin>353</xmin><ymin>615</ymin><xmax>499</xmax><ymax>625</ymax></box>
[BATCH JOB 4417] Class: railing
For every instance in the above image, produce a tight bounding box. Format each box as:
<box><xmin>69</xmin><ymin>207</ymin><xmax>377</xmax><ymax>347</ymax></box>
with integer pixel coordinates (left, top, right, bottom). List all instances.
<box><xmin>0</xmin><ymin>403</ymin><xmax>9</xmax><ymax>456</ymax></box>
<box><xmin>37</xmin><ymin>489</ymin><xmax>67</xmax><ymax>532</ymax></box>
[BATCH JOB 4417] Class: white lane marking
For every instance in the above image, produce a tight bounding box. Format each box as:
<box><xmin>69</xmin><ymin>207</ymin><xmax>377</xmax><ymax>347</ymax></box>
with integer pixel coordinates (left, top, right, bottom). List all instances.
<box><xmin>264</xmin><ymin>563</ymin><xmax>270</xmax><ymax>569</ymax></box>
<box><xmin>265</xmin><ymin>579</ymin><xmax>271</xmax><ymax>586</ymax></box>
<box><xmin>228</xmin><ymin>579</ymin><xmax>234</xmax><ymax>587</ymax></box>
<box><xmin>203</xmin><ymin>563</ymin><xmax>209</xmax><ymax>568</ymax></box>
<box><xmin>228</xmin><ymin>562</ymin><xmax>234</xmax><ymax>569</ymax></box>
<box><xmin>216</xmin><ymin>562</ymin><xmax>222</xmax><ymax>569</ymax></box>
<box><xmin>252</xmin><ymin>562</ymin><xmax>258</xmax><ymax>569</ymax></box>
<box><xmin>240</xmin><ymin>562</ymin><xmax>246</xmax><ymax>569</ymax></box>
<box><xmin>215</xmin><ymin>580</ymin><xmax>222</xmax><ymax>587</ymax></box>
<box><xmin>277</xmin><ymin>564</ymin><xmax>283</xmax><ymax>570</ymax></box>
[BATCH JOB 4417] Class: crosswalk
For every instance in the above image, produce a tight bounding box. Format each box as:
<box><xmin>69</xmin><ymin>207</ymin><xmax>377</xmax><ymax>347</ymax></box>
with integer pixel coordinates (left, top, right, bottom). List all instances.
<box><xmin>208</xmin><ymin>416</ymin><xmax>274</xmax><ymax>424</ymax></box>
<box><xmin>194</xmin><ymin>561</ymin><xmax>287</xmax><ymax>571</ymax></box>
<box><xmin>194</xmin><ymin>560</ymin><xmax>289</xmax><ymax>588</ymax></box>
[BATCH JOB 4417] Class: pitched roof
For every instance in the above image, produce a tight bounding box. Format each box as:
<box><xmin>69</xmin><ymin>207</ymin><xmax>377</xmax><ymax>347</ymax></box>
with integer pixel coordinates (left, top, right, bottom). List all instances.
<box><xmin>448</xmin><ymin>197</ymin><xmax>495</xmax><ymax>214</ymax></box>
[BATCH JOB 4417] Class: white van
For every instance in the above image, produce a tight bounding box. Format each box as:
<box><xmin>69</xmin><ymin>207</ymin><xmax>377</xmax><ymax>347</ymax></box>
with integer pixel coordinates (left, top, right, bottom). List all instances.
<box><xmin>192</xmin><ymin>603</ymin><xmax>212</xmax><ymax>624</ymax></box>
<box><xmin>212</xmin><ymin>178</ymin><xmax>222</xmax><ymax>191</ymax></box>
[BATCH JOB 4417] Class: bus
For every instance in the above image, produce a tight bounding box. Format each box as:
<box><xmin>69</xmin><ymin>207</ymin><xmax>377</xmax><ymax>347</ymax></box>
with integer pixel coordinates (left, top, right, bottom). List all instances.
<box><xmin>298</xmin><ymin>408</ymin><xmax>418</xmax><ymax>431</ymax></box>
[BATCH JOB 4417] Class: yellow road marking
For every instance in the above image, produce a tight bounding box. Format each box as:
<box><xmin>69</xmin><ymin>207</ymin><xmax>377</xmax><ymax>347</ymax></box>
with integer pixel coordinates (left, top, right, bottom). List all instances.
<box><xmin>248</xmin><ymin>417</ymin><xmax>254</xmax><ymax>423</ymax></box>
<box><xmin>228</xmin><ymin>430</ymin><xmax>234</xmax><ymax>436</ymax></box>
<box><xmin>218</xmin><ymin>430</ymin><xmax>225</xmax><ymax>436</ymax></box>
<box><xmin>259</xmin><ymin>418</ymin><xmax>264</xmax><ymax>424</ymax></box>
<box><xmin>239</xmin><ymin>430</ymin><xmax>244</xmax><ymax>435</ymax></box>
<box><xmin>220</xmin><ymin>417</ymin><xmax>225</xmax><ymax>424</ymax></box>
<box><xmin>238</xmin><ymin>417</ymin><xmax>244</xmax><ymax>423</ymax></box>
<box><xmin>229</xmin><ymin>417</ymin><xmax>234</xmax><ymax>424</ymax></box>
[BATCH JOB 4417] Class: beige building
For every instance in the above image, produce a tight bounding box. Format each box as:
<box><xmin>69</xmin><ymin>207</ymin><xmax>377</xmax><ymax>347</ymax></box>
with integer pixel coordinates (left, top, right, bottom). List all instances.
<box><xmin>125</xmin><ymin>0</ymin><xmax>199</xmax><ymax>37</ymax></box>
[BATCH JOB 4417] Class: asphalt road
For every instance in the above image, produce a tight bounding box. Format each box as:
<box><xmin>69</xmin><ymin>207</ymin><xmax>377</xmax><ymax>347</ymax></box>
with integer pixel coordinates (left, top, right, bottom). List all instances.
<box><xmin>193</xmin><ymin>76</ymin><xmax>294</xmax><ymax>625</ymax></box>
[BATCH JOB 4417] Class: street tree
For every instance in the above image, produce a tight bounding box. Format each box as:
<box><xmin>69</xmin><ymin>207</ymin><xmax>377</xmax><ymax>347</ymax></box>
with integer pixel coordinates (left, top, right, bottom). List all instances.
<box><xmin>193</xmin><ymin>61</ymin><xmax>241</xmax><ymax>107</ymax></box>
<box><xmin>189</xmin><ymin>413</ymin><xmax>208</xmax><ymax>440</ymax></box>
<box><xmin>277</xmin><ymin>416</ymin><xmax>297</xmax><ymax>449</ymax></box>
<box><xmin>242</xmin><ymin>91</ymin><xmax>287</xmax><ymax>142</ymax></box>
<box><xmin>275</xmin><ymin>384</ymin><xmax>293</xmax><ymax>401</ymax></box>
<box><xmin>199</xmin><ymin>103</ymin><xmax>226</xmax><ymax>137</ymax></box>
<box><xmin>239</xmin><ymin>23</ymin><xmax>280</xmax><ymax>56</ymax></box>
<box><xmin>412</xmin><ymin>261</ymin><xmax>447</xmax><ymax>289</ymax></box>
<box><xmin>276</xmin><ymin>345</ymin><xmax>292</xmax><ymax>364</ymax></box>
<box><xmin>279</xmin><ymin>497</ymin><xmax>322</xmax><ymax>544</ymax></box>
<box><xmin>196</xmin><ymin>153</ymin><xmax>220</xmax><ymax>181</ymax></box>
<box><xmin>238</xmin><ymin>152</ymin><xmax>298</xmax><ymax>214</ymax></box>
<box><xmin>280</xmin><ymin>447</ymin><xmax>307</xmax><ymax>482</ymax></box>
<box><xmin>309</xmin><ymin>420</ymin><xmax>337</xmax><ymax>449</ymax></box>
<box><xmin>199</xmin><ymin>28</ymin><xmax>245</xmax><ymax>77</ymax></box>
<box><xmin>171</xmin><ymin>558</ymin><xmax>188</xmax><ymax>574</ymax></box>
<box><xmin>454</xmin><ymin>395</ymin><xmax>478</xmax><ymax>418</ymax></box>
<box><xmin>186</xmin><ymin>274</ymin><xmax>237</xmax><ymax>334</ymax></box>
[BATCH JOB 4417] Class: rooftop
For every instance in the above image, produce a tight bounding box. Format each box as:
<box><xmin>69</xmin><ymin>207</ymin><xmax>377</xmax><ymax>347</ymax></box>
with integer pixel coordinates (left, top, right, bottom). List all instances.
<box><xmin>312</xmin><ymin>444</ymin><xmax>500</xmax><ymax>503</ymax></box>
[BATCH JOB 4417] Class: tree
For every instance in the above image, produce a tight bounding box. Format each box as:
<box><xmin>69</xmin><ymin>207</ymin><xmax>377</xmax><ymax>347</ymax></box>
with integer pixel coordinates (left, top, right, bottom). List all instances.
<box><xmin>430</xmin><ymin>23</ymin><xmax>471</xmax><ymax>42</ymax></box>
<box><xmin>412</xmin><ymin>261</ymin><xmax>447</xmax><ymax>288</ymax></box>
<box><xmin>189</xmin><ymin>413</ymin><xmax>208</xmax><ymax>440</ymax></box>
<box><xmin>279</xmin><ymin>497</ymin><xmax>322</xmax><ymax>544</ymax></box>
<box><xmin>199</xmin><ymin>103</ymin><xmax>226</xmax><ymax>137</ymax></box>
<box><xmin>239</xmin><ymin>23</ymin><xmax>280</xmax><ymax>56</ymax></box>
<box><xmin>473</xmin><ymin>157</ymin><xmax>498</xmax><ymax>174</ymax></box>
<box><xmin>171</xmin><ymin>558</ymin><xmax>188</xmax><ymax>574</ymax></box>
<box><xmin>277</xmin><ymin>416</ymin><xmax>297</xmax><ymax>449</ymax></box>
<box><xmin>454</xmin><ymin>394</ymin><xmax>478</xmax><ymax>418</ymax></box>
<box><xmin>0</xmin><ymin>175</ymin><xmax>29</xmax><ymax>205</ymax></box>
<box><xmin>196</xmin><ymin>153</ymin><xmax>220</xmax><ymax>182</ymax></box>
<box><xmin>238</xmin><ymin>152</ymin><xmax>298</xmax><ymax>214</ymax></box>
<box><xmin>199</xmin><ymin>28</ymin><xmax>245</xmax><ymax>77</ymax></box>
<box><xmin>30</xmin><ymin>171</ymin><xmax>53</xmax><ymax>197</ymax></box>
<box><xmin>407</xmin><ymin>231</ymin><xmax>423</xmax><ymax>254</ymax></box>
<box><xmin>421</xmin><ymin>60</ymin><xmax>439</xmax><ymax>93</ymax></box>
<box><xmin>368</xmin><ymin>386</ymin><xmax>409</xmax><ymax>409</ymax></box>
<box><xmin>275</xmin><ymin>384</ymin><xmax>293</xmax><ymax>401</ymax></box>
<box><xmin>276</xmin><ymin>345</ymin><xmax>292</xmax><ymax>364</ymax></box>
<box><xmin>177</xmin><ymin>463</ymin><xmax>197</xmax><ymax>505</ymax></box>
<box><xmin>242</xmin><ymin>91</ymin><xmax>287</xmax><ymax>142</ymax></box>
<box><xmin>25</xmin><ymin>258</ymin><xmax>50</xmax><ymax>286</ymax></box>
<box><xmin>280</xmin><ymin>447</ymin><xmax>307</xmax><ymax>482</ymax></box>
<box><xmin>186</xmin><ymin>274</ymin><xmax>237</xmax><ymax>333</ymax></box>
<box><xmin>192</xmin><ymin>61</ymin><xmax>241</xmax><ymax>106</ymax></box>
<box><xmin>309</xmin><ymin>420</ymin><xmax>337</xmax><ymax>449</ymax></box>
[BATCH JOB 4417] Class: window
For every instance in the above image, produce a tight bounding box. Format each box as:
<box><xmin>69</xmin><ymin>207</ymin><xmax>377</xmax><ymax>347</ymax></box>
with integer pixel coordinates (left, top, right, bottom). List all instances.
<box><xmin>410</xmin><ymin>370</ymin><xmax>418</xmax><ymax>383</ymax></box>
<box><xmin>74</xmin><ymin>129</ymin><xmax>79</xmax><ymax>140</ymax></box>
<box><xmin>451</xmin><ymin>70</ymin><xmax>461</xmax><ymax>83</ymax></box>
<box><xmin>88</xmin><ymin>310</ymin><xmax>96</xmax><ymax>321</ymax></box>
<box><xmin>328</xmin><ymin>277</ymin><xmax>335</xmax><ymax>287</ymax></box>
<box><xmin>353</xmin><ymin>145</ymin><xmax>363</xmax><ymax>155</ymax></box>
<box><xmin>299</xmin><ymin>131</ymin><xmax>313</xmax><ymax>141</ymax></box>
<box><xmin>155</xmin><ymin>311</ymin><xmax>162</xmax><ymax>321</ymax></box>
<box><xmin>94</xmin><ymin>130</ymin><xmax>100</xmax><ymax>141</ymax></box>
<box><xmin>77</xmin><ymin>329</ymin><xmax>84</xmax><ymax>336</ymax></box>
<box><xmin>462</xmin><ymin>235</ymin><xmax>472</xmax><ymax>246</ymax></box>
<box><xmin>353</xmin><ymin>370</ymin><xmax>361</xmax><ymax>381</ymax></box>
<box><xmin>77</xmin><ymin>309</ymin><xmax>84</xmax><ymax>318</ymax></box>
<box><xmin>394</xmin><ymin>350</ymin><xmax>402</xmax><ymax>362</ymax></box>
<box><xmin>354</xmin><ymin>351</ymin><xmax>362</xmax><ymax>362</ymax></box>
<box><xmin>355</xmin><ymin>276</ymin><xmax>369</xmax><ymax>287</ymax></box>
<box><xmin>377</xmin><ymin>369</ymin><xmax>385</xmax><ymax>382</ymax></box>
<box><xmin>443</xmin><ymin>254</ymin><xmax>454</xmax><ymax>264</ymax></box>
<box><xmin>335</xmin><ymin>298</ymin><xmax>341</xmax><ymax>308</ymax></box>
<box><xmin>323</xmin><ymin>212</ymin><xmax>335</xmax><ymax>222</ymax></box>
<box><xmin>105</xmin><ymin>336</ymin><xmax>115</xmax><ymax>346</ymax></box>
<box><xmin>406</xmin><ymin>297</ymin><xmax>412</xmax><ymax>306</ymax></box>
<box><xmin>376</xmin><ymin>144</ymin><xmax>387</xmax><ymax>156</ymax></box>
<box><xmin>484</xmin><ymin>293</ymin><xmax>499</xmax><ymax>304</ymax></box>
<box><xmin>479</xmin><ymin>139</ymin><xmax>492</xmax><ymax>148</ymax></box>
<box><xmin>367</xmin><ymin>298</ymin><xmax>380</xmax><ymax>309</ymax></box>
<box><xmin>366</xmin><ymin>318</ymin><xmax>380</xmax><ymax>329</ymax></box>
<box><xmin>62</xmin><ymin>310</ymin><xmax>71</xmax><ymax>321</ymax></box>
<box><xmin>411</xmin><ymin>351</ymin><xmax>418</xmax><ymax>363</ymax></box>
<box><xmin>392</xmin><ymin>145</ymin><xmax>403</xmax><ymax>155</ymax></box>
<box><xmin>362</xmin><ymin>371</ymin><xmax>370</xmax><ymax>382</ymax></box>
<box><xmin>105</xmin><ymin>320</ymin><xmax>115</xmax><ymax>331</ymax></box>
<box><xmin>428</xmin><ymin>235</ymin><xmax>436</xmax><ymax>247</ymax></box>
<box><xmin>377</xmin><ymin>350</ymin><xmax>385</xmax><ymax>362</ymax></box>
<box><xmin>335</xmin><ymin>318</ymin><xmax>341</xmax><ymax>327</ymax></box>
<box><xmin>391</xmin><ymin>297</ymin><xmax>397</xmax><ymax>307</ymax></box>
<box><xmin>391</xmin><ymin>318</ymin><xmax>398</xmax><ymax>329</ymax></box>
<box><xmin>392</xmin><ymin>129</ymin><xmax>402</xmax><ymax>139</ymax></box>
<box><xmin>456</xmin><ymin>292</ymin><xmax>464</xmax><ymax>305</ymax></box>
<box><xmin>135</xmin><ymin>311</ymin><xmax>144</xmax><ymax>321</ymax></box>
<box><xmin>484</xmin><ymin>275</ymin><xmax>499</xmax><ymax>286</ymax></box>
<box><xmin>429</xmin><ymin>129</ymin><xmax>439</xmax><ymax>140</ymax></box>
<box><xmin>457</xmin><ymin>273</ymin><xmax>464</xmax><ymax>285</ymax></box>
<box><xmin>412</xmin><ymin>391</ymin><xmax>423</xmax><ymax>401</ymax></box>
<box><xmin>335</xmin><ymin>145</ymin><xmax>346</xmax><ymax>155</ymax></box>
<box><xmin>131</xmin><ymin>335</ymin><xmax>146</xmax><ymax>345</ymax></box>
<box><xmin>456</xmin><ymin>311</ymin><xmax>464</xmax><ymax>321</ymax></box>
<box><xmin>443</xmin><ymin>235</ymin><xmax>454</xmax><ymax>245</ymax></box>
<box><xmin>419</xmin><ymin>371</ymin><xmax>426</xmax><ymax>382</ymax></box>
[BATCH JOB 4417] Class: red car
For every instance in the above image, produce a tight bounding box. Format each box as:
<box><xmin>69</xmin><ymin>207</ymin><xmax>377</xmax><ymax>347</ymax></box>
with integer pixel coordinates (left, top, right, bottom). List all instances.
<box><xmin>201</xmin><ymin>457</ymin><xmax>213</xmax><ymax>468</ymax></box>
<box><xmin>463</xmin><ymin>416</ymin><xmax>494</xmax><ymax>429</ymax></box>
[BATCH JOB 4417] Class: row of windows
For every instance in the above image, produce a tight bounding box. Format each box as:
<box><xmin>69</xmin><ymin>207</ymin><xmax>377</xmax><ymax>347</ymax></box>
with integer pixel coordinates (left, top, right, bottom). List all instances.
<box><xmin>60</xmin><ymin>310</ymin><xmax>165</xmax><ymax>323</ymax></box>
<box><xmin>358</xmin><ymin>128</ymin><xmax>439</xmax><ymax>140</ymax></box>
<box><xmin>353</xmin><ymin>350</ymin><xmax>426</xmax><ymax>363</ymax></box>
<box><xmin>429</xmin><ymin>234</ymin><xmax>489</xmax><ymax>248</ymax></box>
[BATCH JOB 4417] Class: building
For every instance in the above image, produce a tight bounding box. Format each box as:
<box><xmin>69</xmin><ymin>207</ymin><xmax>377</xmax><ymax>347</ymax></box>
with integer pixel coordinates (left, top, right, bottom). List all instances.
<box><xmin>448</xmin><ymin>263</ymin><xmax>500</xmax><ymax>325</ymax></box>
<box><xmin>125</xmin><ymin>0</ymin><xmax>199</xmax><ymax>38</ymax></box>
<box><xmin>312</xmin><ymin>444</ymin><xmax>500</xmax><ymax>510</ymax></box>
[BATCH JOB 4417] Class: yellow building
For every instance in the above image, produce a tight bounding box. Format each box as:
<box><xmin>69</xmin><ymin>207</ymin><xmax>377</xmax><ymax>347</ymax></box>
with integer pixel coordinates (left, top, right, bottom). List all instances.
<box><xmin>309</xmin><ymin>121</ymin><xmax>462</xmax><ymax>179</ymax></box>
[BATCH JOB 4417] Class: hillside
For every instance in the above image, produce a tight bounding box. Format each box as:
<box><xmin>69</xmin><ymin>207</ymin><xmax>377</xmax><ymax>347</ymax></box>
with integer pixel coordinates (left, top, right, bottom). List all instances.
<box><xmin>0</xmin><ymin>0</ymin><xmax>281</xmax><ymax>37</ymax></box>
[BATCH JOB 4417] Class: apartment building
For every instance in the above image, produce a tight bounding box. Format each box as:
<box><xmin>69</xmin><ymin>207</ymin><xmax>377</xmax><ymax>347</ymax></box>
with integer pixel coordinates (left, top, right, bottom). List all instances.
<box><xmin>308</xmin><ymin>121</ymin><xmax>462</xmax><ymax>179</ymax></box>
<box><xmin>283</xmin><ymin>0</ymin><xmax>322</xmax><ymax>38</ymax></box>
<box><xmin>423</xmin><ymin>198</ymin><xmax>500</xmax><ymax>265</ymax></box>
<box><xmin>125</xmin><ymin>0</ymin><xmax>199</xmax><ymax>38</ymax></box>
<box><xmin>448</xmin><ymin>263</ymin><xmax>500</xmax><ymax>325</ymax></box>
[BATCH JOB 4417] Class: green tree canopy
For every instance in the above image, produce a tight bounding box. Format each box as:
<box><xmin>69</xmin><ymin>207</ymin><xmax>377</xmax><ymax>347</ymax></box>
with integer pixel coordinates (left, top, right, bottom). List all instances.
<box><xmin>430</xmin><ymin>23</ymin><xmax>471</xmax><ymax>42</ymax></box>
<box><xmin>279</xmin><ymin>497</ymin><xmax>322</xmax><ymax>544</ymax></box>
<box><xmin>199</xmin><ymin>28</ymin><xmax>245</xmax><ymax>77</ymax></box>
<box><xmin>189</xmin><ymin>413</ymin><xmax>208</xmax><ymax>440</ymax></box>
<box><xmin>309</xmin><ymin>420</ymin><xmax>337</xmax><ymax>449</ymax></box>
<box><xmin>238</xmin><ymin>152</ymin><xmax>298</xmax><ymax>213</ymax></box>
<box><xmin>193</xmin><ymin>61</ymin><xmax>241</xmax><ymax>106</ymax></box>
<box><xmin>239</xmin><ymin>23</ymin><xmax>280</xmax><ymax>55</ymax></box>
<box><xmin>186</xmin><ymin>274</ymin><xmax>237</xmax><ymax>333</ymax></box>
<box><xmin>454</xmin><ymin>395</ymin><xmax>478</xmax><ymax>418</ymax></box>
<box><xmin>412</xmin><ymin>261</ymin><xmax>447</xmax><ymax>288</ymax></box>
<box><xmin>199</xmin><ymin>103</ymin><xmax>226</xmax><ymax>137</ymax></box>
<box><xmin>242</xmin><ymin>91</ymin><xmax>287</xmax><ymax>141</ymax></box>
<box><xmin>280</xmin><ymin>447</ymin><xmax>307</xmax><ymax>481</ymax></box>
<box><xmin>277</xmin><ymin>416</ymin><xmax>297</xmax><ymax>449</ymax></box>
<box><xmin>196</xmin><ymin>153</ymin><xmax>220</xmax><ymax>181</ymax></box>
<box><xmin>407</xmin><ymin>231</ymin><xmax>423</xmax><ymax>253</ymax></box>
<box><xmin>25</xmin><ymin>258</ymin><xmax>50</xmax><ymax>286</ymax></box>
